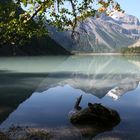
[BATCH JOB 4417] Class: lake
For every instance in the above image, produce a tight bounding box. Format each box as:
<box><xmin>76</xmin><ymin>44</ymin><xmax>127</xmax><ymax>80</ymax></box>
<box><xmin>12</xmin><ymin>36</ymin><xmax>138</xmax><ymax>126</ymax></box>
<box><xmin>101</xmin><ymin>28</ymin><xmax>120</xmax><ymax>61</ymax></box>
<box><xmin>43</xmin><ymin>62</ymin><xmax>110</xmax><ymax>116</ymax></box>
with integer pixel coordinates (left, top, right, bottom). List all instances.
<box><xmin>0</xmin><ymin>55</ymin><xmax>140</xmax><ymax>140</ymax></box>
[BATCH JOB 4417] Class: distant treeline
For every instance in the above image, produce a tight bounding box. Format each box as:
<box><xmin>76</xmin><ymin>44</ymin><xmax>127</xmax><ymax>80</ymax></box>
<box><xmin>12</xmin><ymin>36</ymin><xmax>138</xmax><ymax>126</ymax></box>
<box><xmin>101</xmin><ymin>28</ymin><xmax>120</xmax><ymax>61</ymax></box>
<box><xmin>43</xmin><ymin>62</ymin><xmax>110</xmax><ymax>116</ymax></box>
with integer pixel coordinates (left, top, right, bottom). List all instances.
<box><xmin>121</xmin><ymin>47</ymin><xmax>140</xmax><ymax>54</ymax></box>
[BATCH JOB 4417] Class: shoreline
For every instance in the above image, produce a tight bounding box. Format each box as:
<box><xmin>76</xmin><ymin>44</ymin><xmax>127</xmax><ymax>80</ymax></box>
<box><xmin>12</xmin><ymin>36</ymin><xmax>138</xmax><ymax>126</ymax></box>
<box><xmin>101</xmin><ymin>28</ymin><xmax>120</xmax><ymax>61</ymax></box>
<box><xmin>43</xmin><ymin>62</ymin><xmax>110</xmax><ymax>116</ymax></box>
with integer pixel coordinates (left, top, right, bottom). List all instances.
<box><xmin>74</xmin><ymin>53</ymin><xmax>140</xmax><ymax>56</ymax></box>
<box><xmin>0</xmin><ymin>53</ymin><xmax>140</xmax><ymax>57</ymax></box>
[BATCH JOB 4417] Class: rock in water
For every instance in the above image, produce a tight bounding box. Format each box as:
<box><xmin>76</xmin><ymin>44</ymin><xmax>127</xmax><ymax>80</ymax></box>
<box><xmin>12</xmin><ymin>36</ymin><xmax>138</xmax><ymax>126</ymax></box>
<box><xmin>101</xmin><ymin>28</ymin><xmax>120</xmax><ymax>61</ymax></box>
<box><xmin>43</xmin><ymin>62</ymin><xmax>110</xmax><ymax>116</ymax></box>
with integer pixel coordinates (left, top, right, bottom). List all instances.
<box><xmin>70</xmin><ymin>102</ymin><xmax>120</xmax><ymax>126</ymax></box>
<box><xmin>0</xmin><ymin>131</ymin><xmax>8</xmax><ymax>140</ymax></box>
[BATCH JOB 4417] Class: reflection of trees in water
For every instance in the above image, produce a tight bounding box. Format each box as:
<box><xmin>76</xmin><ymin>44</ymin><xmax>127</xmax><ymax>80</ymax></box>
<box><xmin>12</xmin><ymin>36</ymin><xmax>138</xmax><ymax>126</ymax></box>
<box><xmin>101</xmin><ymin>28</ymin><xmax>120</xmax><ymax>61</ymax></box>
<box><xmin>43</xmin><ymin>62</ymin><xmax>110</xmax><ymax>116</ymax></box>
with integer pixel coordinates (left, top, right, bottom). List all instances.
<box><xmin>0</xmin><ymin>70</ymin><xmax>48</xmax><ymax>125</ymax></box>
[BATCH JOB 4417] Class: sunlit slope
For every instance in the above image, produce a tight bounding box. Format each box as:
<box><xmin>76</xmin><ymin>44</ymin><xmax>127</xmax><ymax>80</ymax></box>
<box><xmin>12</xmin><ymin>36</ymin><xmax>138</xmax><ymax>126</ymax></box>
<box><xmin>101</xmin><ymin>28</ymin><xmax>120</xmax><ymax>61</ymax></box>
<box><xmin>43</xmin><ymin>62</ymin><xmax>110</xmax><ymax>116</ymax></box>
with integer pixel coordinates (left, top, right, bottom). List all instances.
<box><xmin>49</xmin><ymin>13</ymin><xmax>140</xmax><ymax>53</ymax></box>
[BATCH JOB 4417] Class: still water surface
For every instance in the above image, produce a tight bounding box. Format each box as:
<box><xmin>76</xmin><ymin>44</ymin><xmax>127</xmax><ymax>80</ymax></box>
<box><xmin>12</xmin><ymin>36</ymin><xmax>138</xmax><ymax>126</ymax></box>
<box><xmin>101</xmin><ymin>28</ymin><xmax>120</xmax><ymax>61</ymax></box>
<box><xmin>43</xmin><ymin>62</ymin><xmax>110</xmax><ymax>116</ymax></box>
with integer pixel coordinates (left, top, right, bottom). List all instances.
<box><xmin>0</xmin><ymin>55</ymin><xmax>140</xmax><ymax>139</ymax></box>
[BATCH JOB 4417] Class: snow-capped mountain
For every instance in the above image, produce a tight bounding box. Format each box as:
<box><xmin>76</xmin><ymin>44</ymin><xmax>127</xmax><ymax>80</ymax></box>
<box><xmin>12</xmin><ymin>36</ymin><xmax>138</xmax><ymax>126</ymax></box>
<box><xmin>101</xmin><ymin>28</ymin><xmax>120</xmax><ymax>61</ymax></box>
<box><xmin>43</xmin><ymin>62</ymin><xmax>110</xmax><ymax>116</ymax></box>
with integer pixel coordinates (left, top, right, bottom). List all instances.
<box><xmin>49</xmin><ymin>12</ymin><xmax>140</xmax><ymax>53</ymax></box>
<box><xmin>110</xmin><ymin>11</ymin><xmax>140</xmax><ymax>39</ymax></box>
<box><xmin>111</xmin><ymin>11</ymin><xmax>140</xmax><ymax>26</ymax></box>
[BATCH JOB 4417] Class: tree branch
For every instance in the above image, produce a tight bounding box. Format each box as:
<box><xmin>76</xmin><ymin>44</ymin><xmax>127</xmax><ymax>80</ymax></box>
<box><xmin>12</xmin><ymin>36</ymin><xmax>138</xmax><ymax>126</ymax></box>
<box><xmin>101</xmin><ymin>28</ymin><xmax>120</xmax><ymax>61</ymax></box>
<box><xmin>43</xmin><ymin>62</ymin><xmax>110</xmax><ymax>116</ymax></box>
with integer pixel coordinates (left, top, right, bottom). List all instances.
<box><xmin>25</xmin><ymin>0</ymin><xmax>49</xmax><ymax>23</ymax></box>
<box><xmin>74</xmin><ymin>95</ymin><xmax>82</xmax><ymax>110</ymax></box>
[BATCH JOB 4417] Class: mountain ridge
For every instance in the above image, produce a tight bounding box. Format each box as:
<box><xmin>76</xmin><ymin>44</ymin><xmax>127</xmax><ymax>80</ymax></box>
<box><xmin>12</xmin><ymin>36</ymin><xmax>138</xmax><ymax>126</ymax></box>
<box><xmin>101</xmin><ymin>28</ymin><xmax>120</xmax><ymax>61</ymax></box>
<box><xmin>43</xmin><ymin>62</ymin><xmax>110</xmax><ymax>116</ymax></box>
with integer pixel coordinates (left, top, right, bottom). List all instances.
<box><xmin>49</xmin><ymin>12</ymin><xmax>140</xmax><ymax>53</ymax></box>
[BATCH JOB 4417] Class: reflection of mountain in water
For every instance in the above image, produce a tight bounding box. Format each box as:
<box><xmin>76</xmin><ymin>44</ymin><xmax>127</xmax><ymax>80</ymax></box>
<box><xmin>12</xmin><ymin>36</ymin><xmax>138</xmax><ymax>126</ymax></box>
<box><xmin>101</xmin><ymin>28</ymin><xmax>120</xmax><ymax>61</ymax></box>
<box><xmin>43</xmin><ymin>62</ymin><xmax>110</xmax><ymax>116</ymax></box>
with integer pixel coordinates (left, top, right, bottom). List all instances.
<box><xmin>37</xmin><ymin>56</ymin><xmax>140</xmax><ymax>99</ymax></box>
<box><xmin>0</xmin><ymin>56</ymin><xmax>67</xmax><ymax>125</ymax></box>
<box><xmin>107</xmin><ymin>81</ymin><xmax>139</xmax><ymax>100</ymax></box>
<box><xmin>1</xmin><ymin>56</ymin><xmax>140</xmax><ymax>129</ymax></box>
<box><xmin>0</xmin><ymin>71</ymin><xmax>48</xmax><ymax>125</ymax></box>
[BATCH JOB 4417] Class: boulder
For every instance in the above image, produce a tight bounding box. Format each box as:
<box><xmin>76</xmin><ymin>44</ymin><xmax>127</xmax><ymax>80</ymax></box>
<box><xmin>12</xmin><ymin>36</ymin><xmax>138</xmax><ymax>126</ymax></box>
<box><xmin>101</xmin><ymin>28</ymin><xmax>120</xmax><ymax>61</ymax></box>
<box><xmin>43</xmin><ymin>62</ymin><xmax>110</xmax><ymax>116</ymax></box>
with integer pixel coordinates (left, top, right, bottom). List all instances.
<box><xmin>70</xmin><ymin>96</ymin><xmax>120</xmax><ymax>127</ymax></box>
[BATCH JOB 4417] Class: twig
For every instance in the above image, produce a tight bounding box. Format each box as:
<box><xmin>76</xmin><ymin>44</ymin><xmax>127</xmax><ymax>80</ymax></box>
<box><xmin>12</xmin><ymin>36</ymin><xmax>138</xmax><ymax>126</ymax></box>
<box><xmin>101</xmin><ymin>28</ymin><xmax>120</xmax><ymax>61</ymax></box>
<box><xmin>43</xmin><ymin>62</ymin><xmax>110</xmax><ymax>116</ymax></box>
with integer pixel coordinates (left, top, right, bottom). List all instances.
<box><xmin>74</xmin><ymin>95</ymin><xmax>82</xmax><ymax>110</ymax></box>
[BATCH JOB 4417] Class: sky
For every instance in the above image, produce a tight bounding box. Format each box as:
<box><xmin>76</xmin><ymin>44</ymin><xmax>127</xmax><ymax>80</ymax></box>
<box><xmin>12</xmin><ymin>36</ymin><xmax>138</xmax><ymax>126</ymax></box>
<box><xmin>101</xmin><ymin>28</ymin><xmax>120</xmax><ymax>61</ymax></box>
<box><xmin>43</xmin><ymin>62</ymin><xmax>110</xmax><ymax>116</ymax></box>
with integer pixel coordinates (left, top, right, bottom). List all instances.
<box><xmin>117</xmin><ymin>0</ymin><xmax>140</xmax><ymax>19</ymax></box>
<box><xmin>22</xmin><ymin>0</ymin><xmax>140</xmax><ymax>20</ymax></box>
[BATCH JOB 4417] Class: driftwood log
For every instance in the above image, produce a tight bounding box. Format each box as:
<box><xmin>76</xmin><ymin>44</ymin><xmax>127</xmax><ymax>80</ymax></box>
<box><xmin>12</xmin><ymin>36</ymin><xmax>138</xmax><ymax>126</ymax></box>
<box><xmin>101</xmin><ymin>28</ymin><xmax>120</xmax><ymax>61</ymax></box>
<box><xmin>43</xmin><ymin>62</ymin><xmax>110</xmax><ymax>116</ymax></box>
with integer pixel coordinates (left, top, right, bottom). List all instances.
<box><xmin>70</xmin><ymin>95</ymin><xmax>120</xmax><ymax>126</ymax></box>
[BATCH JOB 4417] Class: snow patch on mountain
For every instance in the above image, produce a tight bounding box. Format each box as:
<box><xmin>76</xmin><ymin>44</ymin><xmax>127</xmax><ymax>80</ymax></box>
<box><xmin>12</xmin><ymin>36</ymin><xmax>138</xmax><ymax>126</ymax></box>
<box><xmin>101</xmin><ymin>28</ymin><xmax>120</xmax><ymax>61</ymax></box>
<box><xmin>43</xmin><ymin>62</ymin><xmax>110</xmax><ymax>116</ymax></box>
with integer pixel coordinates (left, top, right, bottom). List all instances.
<box><xmin>111</xmin><ymin>11</ymin><xmax>140</xmax><ymax>26</ymax></box>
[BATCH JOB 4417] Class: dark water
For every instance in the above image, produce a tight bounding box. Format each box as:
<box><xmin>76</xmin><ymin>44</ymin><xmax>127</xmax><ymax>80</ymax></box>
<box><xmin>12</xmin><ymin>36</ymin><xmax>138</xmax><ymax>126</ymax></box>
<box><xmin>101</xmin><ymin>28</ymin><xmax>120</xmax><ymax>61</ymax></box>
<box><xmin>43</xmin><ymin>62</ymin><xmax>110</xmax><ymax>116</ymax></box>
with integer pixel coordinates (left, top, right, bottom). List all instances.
<box><xmin>0</xmin><ymin>55</ymin><xmax>140</xmax><ymax>139</ymax></box>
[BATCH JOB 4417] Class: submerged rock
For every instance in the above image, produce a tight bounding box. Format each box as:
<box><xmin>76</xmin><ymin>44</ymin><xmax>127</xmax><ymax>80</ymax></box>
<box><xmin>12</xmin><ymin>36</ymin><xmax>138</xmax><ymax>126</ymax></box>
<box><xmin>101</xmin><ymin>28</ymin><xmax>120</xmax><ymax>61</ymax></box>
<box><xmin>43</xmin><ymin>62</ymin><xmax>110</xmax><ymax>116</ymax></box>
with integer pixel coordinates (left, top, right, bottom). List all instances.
<box><xmin>0</xmin><ymin>126</ymin><xmax>51</xmax><ymax>140</ymax></box>
<box><xmin>0</xmin><ymin>126</ymin><xmax>82</xmax><ymax>140</ymax></box>
<box><xmin>0</xmin><ymin>131</ymin><xmax>8</xmax><ymax>140</ymax></box>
